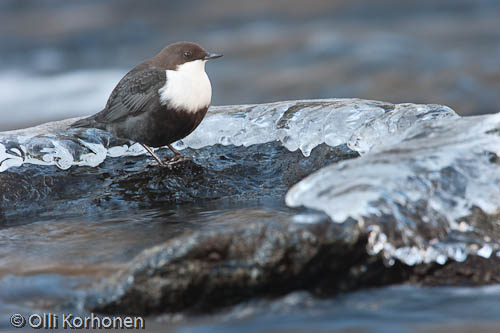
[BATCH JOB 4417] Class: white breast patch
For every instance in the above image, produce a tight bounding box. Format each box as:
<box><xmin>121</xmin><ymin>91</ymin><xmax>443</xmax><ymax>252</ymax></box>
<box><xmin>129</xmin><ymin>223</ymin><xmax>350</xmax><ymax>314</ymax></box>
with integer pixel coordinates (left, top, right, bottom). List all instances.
<box><xmin>158</xmin><ymin>59</ymin><xmax>212</xmax><ymax>113</ymax></box>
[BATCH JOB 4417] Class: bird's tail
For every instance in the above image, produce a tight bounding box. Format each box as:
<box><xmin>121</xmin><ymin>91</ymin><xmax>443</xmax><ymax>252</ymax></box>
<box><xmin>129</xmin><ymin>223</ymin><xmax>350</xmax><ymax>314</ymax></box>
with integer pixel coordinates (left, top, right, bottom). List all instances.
<box><xmin>70</xmin><ymin>117</ymin><xmax>95</xmax><ymax>128</ymax></box>
<box><xmin>70</xmin><ymin>112</ymin><xmax>104</xmax><ymax>129</ymax></box>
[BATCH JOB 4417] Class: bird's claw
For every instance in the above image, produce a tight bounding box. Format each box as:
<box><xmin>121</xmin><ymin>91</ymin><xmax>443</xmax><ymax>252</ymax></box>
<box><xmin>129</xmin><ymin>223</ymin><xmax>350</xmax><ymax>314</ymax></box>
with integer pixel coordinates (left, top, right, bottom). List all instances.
<box><xmin>147</xmin><ymin>159</ymin><xmax>169</xmax><ymax>168</ymax></box>
<box><xmin>167</xmin><ymin>154</ymin><xmax>192</xmax><ymax>165</ymax></box>
<box><xmin>146</xmin><ymin>154</ymin><xmax>192</xmax><ymax>168</ymax></box>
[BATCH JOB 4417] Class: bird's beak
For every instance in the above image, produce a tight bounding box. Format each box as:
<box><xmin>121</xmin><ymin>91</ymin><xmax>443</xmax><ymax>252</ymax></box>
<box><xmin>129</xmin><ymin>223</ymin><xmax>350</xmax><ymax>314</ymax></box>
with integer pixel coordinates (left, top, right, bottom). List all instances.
<box><xmin>204</xmin><ymin>53</ymin><xmax>223</xmax><ymax>60</ymax></box>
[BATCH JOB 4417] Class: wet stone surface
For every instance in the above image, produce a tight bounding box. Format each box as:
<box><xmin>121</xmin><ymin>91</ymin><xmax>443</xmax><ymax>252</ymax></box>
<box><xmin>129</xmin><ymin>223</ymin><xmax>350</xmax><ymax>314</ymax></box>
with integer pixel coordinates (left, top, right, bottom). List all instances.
<box><xmin>0</xmin><ymin>142</ymin><xmax>358</xmax><ymax>225</ymax></box>
<box><xmin>87</xmin><ymin>208</ymin><xmax>500</xmax><ymax>316</ymax></box>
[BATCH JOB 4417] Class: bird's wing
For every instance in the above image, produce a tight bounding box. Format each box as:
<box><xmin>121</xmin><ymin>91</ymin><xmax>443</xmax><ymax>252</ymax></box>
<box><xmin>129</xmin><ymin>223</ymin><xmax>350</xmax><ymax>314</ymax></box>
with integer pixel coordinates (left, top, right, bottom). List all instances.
<box><xmin>96</xmin><ymin>66</ymin><xmax>166</xmax><ymax>123</ymax></box>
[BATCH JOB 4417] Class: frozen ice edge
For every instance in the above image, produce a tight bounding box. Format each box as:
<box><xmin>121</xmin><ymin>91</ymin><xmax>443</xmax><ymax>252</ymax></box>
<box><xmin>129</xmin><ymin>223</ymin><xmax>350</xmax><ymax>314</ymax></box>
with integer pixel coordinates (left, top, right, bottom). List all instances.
<box><xmin>0</xmin><ymin>98</ymin><xmax>458</xmax><ymax>172</ymax></box>
<box><xmin>286</xmin><ymin>112</ymin><xmax>500</xmax><ymax>266</ymax></box>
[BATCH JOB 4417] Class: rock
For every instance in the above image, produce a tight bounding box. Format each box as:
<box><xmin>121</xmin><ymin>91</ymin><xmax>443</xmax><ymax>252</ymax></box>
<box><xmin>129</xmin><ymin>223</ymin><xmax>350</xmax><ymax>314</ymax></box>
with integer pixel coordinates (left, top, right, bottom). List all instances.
<box><xmin>87</xmin><ymin>213</ymin><xmax>500</xmax><ymax>315</ymax></box>
<box><xmin>88</xmin><ymin>218</ymin><xmax>398</xmax><ymax>315</ymax></box>
<box><xmin>0</xmin><ymin>141</ymin><xmax>357</xmax><ymax>224</ymax></box>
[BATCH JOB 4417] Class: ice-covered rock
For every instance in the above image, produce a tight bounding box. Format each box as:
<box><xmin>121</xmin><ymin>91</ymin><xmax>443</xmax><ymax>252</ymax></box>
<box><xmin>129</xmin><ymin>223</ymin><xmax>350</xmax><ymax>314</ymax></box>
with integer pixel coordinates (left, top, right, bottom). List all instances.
<box><xmin>178</xmin><ymin>99</ymin><xmax>457</xmax><ymax>156</ymax></box>
<box><xmin>286</xmin><ymin>113</ymin><xmax>500</xmax><ymax>265</ymax></box>
<box><xmin>0</xmin><ymin>126</ymin><xmax>146</xmax><ymax>172</ymax></box>
<box><xmin>2</xmin><ymin>98</ymin><xmax>498</xmax><ymax>268</ymax></box>
<box><xmin>0</xmin><ymin>99</ymin><xmax>457</xmax><ymax>172</ymax></box>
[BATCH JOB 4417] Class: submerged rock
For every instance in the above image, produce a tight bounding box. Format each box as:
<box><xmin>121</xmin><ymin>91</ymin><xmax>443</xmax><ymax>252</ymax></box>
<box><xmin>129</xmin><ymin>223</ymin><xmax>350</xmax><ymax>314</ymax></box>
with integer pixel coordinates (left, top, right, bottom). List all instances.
<box><xmin>88</xmin><ymin>216</ymin><xmax>500</xmax><ymax>315</ymax></box>
<box><xmin>88</xmin><ymin>217</ymin><xmax>394</xmax><ymax>315</ymax></box>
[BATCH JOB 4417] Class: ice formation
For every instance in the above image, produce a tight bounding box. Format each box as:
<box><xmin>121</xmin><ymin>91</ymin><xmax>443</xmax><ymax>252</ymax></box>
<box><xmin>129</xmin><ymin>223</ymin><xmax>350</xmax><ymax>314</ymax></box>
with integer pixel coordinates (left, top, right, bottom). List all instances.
<box><xmin>286</xmin><ymin>113</ymin><xmax>500</xmax><ymax>265</ymax></box>
<box><xmin>0</xmin><ymin>127</ymin><xmax>145</xmax><ymax>172</ymax></box>
<box><xmin>0</xmin><ymin>99</ymin><xmax>456</xmax><ymax>172</ymax></box>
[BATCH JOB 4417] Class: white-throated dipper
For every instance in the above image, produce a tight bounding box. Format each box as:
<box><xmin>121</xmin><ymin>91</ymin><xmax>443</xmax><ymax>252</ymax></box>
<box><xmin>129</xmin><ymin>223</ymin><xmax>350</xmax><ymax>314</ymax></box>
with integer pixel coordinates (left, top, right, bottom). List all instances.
<box><xmin>71</xmin><ymin>42</ymin><xmax>222</xmax><ymax>166</ymax></box>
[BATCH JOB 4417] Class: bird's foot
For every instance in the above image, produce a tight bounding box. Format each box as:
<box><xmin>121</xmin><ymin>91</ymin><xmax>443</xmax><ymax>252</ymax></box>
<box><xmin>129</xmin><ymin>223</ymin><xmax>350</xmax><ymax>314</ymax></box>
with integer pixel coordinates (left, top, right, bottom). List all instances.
<box><xmin>145</xmin><ymin>154</ymin><xmax>192</xmax><ymax>168</ymax></box>
<box><xmin>166</xmin><ymin>154</ymin><xmax>192</xmax><ymax>165</ymax></box>
<box><xmin>147</xmin><ymin>159</ymin><xmax>170</xmax><ymax>168</ymax></box>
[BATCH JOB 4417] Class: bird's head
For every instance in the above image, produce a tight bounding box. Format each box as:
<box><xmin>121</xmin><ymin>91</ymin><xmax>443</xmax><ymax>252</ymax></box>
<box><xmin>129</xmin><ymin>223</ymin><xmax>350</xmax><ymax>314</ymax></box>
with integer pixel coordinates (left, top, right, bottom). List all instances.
<box><xmin>152</xmin><ymin>42</ymin><xmax>223</xmax><ymax>71</ymax></box>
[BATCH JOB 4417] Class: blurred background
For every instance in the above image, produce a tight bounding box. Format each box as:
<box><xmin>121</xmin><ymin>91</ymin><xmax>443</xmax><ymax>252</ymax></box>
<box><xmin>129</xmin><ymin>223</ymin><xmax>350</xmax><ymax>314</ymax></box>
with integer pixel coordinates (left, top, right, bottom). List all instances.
<box><xmin>0</xmin><ymin>0</ymin><xmax>499</xmax><ymax>130</ymax></box>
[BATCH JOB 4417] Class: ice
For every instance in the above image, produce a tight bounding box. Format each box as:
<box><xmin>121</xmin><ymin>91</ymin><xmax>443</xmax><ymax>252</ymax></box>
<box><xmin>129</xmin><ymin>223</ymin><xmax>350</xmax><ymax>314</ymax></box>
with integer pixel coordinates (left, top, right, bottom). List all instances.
<box><xmin>286</xmin><ymin>113</ymin><xmax>500</xmax><ymax>265</ymax></box>
<box><xmin>0</xmin><ymin>128</ymin><xmax>145</xmax><ymax>172</ymax></box>
<box><xmin>0</xmin><ymin>99</ymin><xmax>455</xmax><ymax>172</ymax></box>
<box><xmin>477</xmin><ymin>245</ymin><xmax>493</xmax><ymax>259</ymax></box>
<box><xmin>177</xmin><ymin>99</ymin><xmax>456</xmax><ymax>157</ymax></box>
<box><xmin>347</xmin><ymin>103</ymin><xmax>459</xmax><ymax>155</ymax></box>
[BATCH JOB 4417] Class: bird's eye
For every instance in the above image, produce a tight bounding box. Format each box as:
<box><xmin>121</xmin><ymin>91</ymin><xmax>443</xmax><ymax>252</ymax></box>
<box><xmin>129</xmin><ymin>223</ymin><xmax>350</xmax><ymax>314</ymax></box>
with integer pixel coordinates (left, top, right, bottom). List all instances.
<box><xmin>183</xmin><ymin>51</ymin><xmax>192</xmax><ymax>58</ymax></box>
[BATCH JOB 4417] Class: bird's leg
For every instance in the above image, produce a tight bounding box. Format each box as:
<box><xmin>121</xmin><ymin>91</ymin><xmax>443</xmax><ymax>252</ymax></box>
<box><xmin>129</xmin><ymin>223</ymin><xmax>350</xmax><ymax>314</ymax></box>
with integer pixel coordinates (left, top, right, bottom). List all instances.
<box><xmin>167</xmin><ymin>143</ymin><xmax>182</xmax><ymax>156</ymax></box>
<box><xmin>141</xmin><ymin>144</ymin><xmax>167</xmax><ymax>167</ymax></box>
<box><xmin>167</xmin><ymin>144</ymin><xmax>192</xmax><ymax>164</ymax></box>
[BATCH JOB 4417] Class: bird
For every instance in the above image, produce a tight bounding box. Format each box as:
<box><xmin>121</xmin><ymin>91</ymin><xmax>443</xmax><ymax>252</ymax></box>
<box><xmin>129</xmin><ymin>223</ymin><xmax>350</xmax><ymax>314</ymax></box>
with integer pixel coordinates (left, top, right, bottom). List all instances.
<box><xmin>71</xmin><ymin>42</ymin><xmax>222</xmax><ymax>166</ymax></box>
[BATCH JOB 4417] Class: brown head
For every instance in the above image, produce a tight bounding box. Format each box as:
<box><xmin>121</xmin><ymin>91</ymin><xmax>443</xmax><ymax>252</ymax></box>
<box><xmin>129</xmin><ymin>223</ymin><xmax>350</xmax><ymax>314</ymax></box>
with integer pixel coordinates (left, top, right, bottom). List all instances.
<box><xmin>149</xmin><ymin>42</ymin><xmax>222</xmax><ymax>70</ymax></box>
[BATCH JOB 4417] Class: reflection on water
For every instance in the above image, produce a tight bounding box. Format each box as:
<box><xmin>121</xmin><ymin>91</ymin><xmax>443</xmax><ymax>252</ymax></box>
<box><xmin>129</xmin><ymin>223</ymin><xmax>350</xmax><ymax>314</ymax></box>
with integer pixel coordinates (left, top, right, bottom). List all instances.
<box><xmin>0</xmin><ymin>205</ymin><xmax>294</xmax><ymax>279</ymax></box>
<box><xmin>181</xmin><ymin>285</ymin><xmax>500</xmax><ymax>332</ymax></box>
<box><xmin>0</xmin><ymin>204</ymin><xmax>295</xmax><ymax>328</ymax></box>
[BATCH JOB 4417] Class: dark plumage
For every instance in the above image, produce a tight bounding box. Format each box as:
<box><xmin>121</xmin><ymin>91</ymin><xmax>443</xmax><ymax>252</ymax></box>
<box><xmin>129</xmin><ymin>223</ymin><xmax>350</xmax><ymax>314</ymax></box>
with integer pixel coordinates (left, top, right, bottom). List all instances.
<box><xmin>71</xmin><ymin>42</ymin><xmax>222</xmax><ymax>166</ymax></box>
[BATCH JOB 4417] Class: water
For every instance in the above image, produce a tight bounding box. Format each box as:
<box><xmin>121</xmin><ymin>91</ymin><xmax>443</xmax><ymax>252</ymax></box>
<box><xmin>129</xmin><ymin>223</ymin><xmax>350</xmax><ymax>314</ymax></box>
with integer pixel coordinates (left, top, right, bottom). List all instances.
<box><xmin>0</xmin><ymin>203</ymin><xmax>300</xmax><ymax>329</ymax></box>
<box><xmin>180</xmin><ymin>286</ymin><xmax>500</xmax><ymax>332</ymax></box>
<box><xmin>1</xmin><ymin>0</ymin><xmax>500</xmax><ymax>130</ymax></box>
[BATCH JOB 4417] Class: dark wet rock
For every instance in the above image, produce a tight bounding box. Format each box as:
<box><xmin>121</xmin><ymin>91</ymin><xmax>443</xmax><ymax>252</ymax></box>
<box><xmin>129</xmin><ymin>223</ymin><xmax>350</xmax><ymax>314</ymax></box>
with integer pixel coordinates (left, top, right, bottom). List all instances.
<box><xmin>88</xmin><ymin>218</ymin><xmax>405</xmax><ymax>315</ymax></box>
<box><xmin>88</xmin><ymin>211</ymin><xmax>500</xmax><ymax>316</ymax></box>
<box><xmin>414</xmin><ymin>255</ymin><xmax>500</xmax><ymax>286</ymax></box>
<box><xmin>0</xmin><ymin>142</ymin><xmax>358</xmax><ymax>225</ymax></box>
